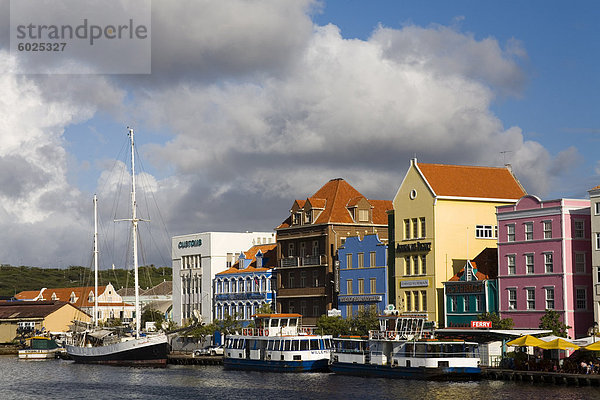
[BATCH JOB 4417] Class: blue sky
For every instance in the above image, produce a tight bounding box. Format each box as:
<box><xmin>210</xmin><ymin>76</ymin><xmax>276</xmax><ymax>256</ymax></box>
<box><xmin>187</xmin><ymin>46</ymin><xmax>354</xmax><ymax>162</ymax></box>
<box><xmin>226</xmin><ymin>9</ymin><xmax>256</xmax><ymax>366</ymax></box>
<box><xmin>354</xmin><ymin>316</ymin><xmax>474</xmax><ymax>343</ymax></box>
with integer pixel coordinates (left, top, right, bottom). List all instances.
<box><xmin>0</xmin><ymin>0</ymin><xmax>598</xmax><ymax>267</ymax></box>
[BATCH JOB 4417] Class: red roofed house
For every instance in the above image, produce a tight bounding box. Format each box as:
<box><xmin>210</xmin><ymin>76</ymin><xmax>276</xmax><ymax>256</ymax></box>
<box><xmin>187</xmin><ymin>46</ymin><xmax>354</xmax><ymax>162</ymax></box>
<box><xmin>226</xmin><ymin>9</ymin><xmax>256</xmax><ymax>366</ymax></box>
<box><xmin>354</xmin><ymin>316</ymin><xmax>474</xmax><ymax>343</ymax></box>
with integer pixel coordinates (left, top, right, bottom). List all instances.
<box><xmin>390</xmin><ymin>158</ymin><xmax>526</xmax><ymax>327</ymax></box>
<box><xmin>275</xmin><ymin>178</ymin><xmax>392</xmax><ymax>325</ymax></box>
<box><xmin>15</xmin><ymin>283</ymin><xmax>135</xmax><ymax>325</ymax></box>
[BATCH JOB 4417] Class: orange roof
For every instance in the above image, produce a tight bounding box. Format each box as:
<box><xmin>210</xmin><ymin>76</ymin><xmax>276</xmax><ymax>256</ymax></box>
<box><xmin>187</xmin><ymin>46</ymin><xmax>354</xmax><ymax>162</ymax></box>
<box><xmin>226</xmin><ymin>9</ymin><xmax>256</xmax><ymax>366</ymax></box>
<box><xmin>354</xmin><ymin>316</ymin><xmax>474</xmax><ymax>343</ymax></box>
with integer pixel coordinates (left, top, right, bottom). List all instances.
<box><xmin>217</xmin><ymin>244</ymin><xmax>277</xmax><ymax>275</ymax></box>
<box><xmin>417</xmin><ymin>162</ymin><xmax>526</xmax><ymax>199</ymax></box>
<box><xmin>14</xmin><ymin>286</ymin><xmax>134</xmax><ymax>309</ymax></box>
<box><xmin>279</xmin><ymin>178</ymin><xmax>390</xmax><ymax>227</ymax></box>
<box><xmin>14</xmin><ymin>290</ymin><xmax>43</xmax><ymax>300</ymax></box>
<box><xmin>448</xmin><ymin>262</ymin><xmax>489</xmax><ymax>281</ymax></box>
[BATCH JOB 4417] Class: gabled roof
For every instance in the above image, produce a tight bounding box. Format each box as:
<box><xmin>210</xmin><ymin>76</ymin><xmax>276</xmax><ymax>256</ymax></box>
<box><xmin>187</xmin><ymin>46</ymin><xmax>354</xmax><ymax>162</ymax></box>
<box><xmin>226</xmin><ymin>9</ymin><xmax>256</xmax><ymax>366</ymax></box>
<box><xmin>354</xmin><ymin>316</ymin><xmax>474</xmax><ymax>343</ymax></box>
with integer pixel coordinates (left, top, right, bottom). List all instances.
<box><xmin>14</xmin><ymin>286</ymin><xmax>129</xmax><ymax>309</ymax></box>
<box><xmin>279</xmin><ymin>178</ymin><xmax>391</xmax><ymax>227</ymax></box>
<box><xmin>14</xmin><ymin>290</ymin><xmax>44</xmax><ymax>301</ymax></box>
<box><xmin>141</xmin><ymin>280</ymin><xmax>172</xmax><ymax>296</ymax></box>
<box><xmin>448</xmin><ymin>261</ymin><xmax>490</xmax><ymax>281</ymax></box>
<box><xmin>416</xmin><ymin>162</ymin><xmax>526</xmax><ymax>199</ymax></box>
<box><xmin>217</xmin><ymin>244</ymin><xmax>277</xmax><ymax>275</ymax></box>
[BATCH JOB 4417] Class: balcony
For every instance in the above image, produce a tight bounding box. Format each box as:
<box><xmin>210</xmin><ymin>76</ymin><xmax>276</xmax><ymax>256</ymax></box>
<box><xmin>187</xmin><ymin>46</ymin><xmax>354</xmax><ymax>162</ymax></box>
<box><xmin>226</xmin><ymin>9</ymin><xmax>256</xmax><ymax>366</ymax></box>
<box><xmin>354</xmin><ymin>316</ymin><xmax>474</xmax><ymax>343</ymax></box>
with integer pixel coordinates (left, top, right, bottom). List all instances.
<box><xmin>277</xmin><ymin>286</ymin><xmax>327</xmax><ymax>298</ymax></box>
<box><xmin>279</xmin><ymin>255</ymin><xmax>327</xmax><ymax>268</ymax></box>
<box><xmin>215</xmin><ymin>292</ymin><xmax>267</xmax><ymax>301</ymax></box>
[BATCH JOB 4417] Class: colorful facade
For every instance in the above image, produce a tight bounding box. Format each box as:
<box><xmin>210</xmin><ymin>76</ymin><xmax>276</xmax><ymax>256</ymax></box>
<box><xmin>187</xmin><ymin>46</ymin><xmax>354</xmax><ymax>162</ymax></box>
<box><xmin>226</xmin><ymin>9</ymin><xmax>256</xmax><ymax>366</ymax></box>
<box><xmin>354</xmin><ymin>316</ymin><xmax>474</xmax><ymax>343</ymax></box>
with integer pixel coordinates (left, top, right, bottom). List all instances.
<box><xmin>337</xmin><ymin>234</ymin><xmax>388</xmax><ymax>318</ymax></box>
<box><xmin>214</xmin><ymin>244</ymin><xmax>276</xmax><ymax>321</ymax></box>
<box><xmin>275</xmin><ymin>178</ymin><xmax>392</xmax><ymax>326</ymax></box>
<box><xmin>390</xmin><ymin>159</ymin><xmax>526</xmax><ymax>326</ymax></box>
<box><xmin>497</xmin><ymin>195</ymin><xmax>593</xmax><ymax>338</ymax></box>
<box><xmin>443</xmin><ymin>259</ymin><xmax>498</xmax><ymax>327</ymax></box>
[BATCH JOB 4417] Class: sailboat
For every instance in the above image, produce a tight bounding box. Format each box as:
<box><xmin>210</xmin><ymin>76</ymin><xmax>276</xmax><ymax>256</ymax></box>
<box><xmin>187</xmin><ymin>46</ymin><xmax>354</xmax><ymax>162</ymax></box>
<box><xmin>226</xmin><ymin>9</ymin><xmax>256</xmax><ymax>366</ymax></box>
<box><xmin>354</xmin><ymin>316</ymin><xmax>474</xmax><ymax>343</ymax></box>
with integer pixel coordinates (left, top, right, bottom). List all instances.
<box><xmin>66</xmin><ymin>128</ymin><xmax>169</xmax><ymax>366</ymax></box>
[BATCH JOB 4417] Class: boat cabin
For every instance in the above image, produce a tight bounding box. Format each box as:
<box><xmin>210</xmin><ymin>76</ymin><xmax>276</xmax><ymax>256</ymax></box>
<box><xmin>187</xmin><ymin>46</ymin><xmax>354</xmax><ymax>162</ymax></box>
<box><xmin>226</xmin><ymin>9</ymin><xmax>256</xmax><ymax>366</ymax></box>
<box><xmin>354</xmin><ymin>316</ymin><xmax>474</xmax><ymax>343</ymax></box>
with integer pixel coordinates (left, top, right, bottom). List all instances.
<box><xmin>248</xmin><ymin>313</ymin><xmax>304</xmax><ymax>336</ymax></box>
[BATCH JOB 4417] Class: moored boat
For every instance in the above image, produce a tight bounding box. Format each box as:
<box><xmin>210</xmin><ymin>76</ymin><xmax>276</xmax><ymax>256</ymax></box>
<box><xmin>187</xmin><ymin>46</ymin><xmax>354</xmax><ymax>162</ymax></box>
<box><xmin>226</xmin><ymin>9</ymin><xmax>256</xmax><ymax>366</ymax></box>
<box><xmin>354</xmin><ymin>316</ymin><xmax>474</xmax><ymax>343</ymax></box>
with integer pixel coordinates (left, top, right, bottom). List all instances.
<box><xmin>330</xmin><ymin>313</ymin><xmax>481</xmax><ymax>380</ymax></box>
<box><xmin>18</xmin><ymin>336</ymin><xmax>64</xmax><ymax>360</ymax></box>
<box><xmin>65</xmin><ymin>128</ymin><xmax>168</xmax><ymax>367</ymax></box>
<box><xmin>223</xmin><ymin>313</ymin><xmax>333</xmax><ymax>372</ymax></box>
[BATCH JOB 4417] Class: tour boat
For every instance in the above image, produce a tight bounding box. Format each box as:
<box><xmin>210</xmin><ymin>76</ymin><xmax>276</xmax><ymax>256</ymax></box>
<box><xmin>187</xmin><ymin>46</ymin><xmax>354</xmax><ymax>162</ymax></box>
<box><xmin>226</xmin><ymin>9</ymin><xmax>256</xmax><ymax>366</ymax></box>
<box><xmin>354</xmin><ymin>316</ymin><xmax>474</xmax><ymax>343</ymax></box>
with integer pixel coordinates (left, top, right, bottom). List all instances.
<box><xmin>18</xmin><ymin>336</ymin><xmax>64</xmax><ymax>360</ymax></box>
<box><xmin>65</xmin><ymin>129</ymin><xmax>168</xmax><ymax>366</ymax></box>
<box><xmin>330</xmin><ymin>313</ymin><xmax>481</xmax><ymax>380</ymax></box>
<box><xmin>223</xmin><ymin>313</ymin><xmax>333</xmax><ymax>372</ymax></box>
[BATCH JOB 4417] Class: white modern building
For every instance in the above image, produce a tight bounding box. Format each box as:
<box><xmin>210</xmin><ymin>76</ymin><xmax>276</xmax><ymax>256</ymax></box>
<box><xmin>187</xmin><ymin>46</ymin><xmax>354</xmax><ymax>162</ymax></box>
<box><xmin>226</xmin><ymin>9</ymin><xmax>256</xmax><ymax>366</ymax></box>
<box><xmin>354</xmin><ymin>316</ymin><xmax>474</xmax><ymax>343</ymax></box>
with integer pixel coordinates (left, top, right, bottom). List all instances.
<box><xmin>172</xmin><ymin>231</ymin><xmax>275</xmax><ymax>325</ymax></box>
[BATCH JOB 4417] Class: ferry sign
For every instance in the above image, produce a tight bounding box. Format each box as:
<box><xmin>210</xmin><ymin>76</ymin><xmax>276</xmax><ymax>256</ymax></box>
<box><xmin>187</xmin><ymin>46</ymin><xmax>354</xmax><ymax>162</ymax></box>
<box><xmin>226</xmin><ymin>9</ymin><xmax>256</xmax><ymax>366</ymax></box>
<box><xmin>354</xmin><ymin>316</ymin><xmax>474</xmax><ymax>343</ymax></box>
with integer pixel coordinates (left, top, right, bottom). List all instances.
<box><xmin>471</xmin><ymin>321</ymin><xmax>492</xmax><ymax>328</ymax></box>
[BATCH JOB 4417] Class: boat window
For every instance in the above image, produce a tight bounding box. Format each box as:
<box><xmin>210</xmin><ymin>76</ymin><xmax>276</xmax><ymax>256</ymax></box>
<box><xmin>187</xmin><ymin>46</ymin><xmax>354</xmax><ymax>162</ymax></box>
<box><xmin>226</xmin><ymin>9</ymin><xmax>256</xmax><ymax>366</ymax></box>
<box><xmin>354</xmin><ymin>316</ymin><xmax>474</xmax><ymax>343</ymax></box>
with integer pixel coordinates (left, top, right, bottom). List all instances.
<box><xmin>284</xmin><ymin>340</ymin><xmax>291</xmax><ymax>351</ymax></box>
<box><xmin>233</xmin><ymin>339</ymin><xmax>238</xmax><ymax>349</ymax></box>
<box><xmin>281</xmin><ymin>319</ymin><xmax>288</xmax><ymax>328</ymax></box>
<box><xmin>415</xmin><ymin>343</ymin><xmax>427</xmax><ymax>358</ymax></box>
<box><xmin>289</xmin><ymin>318</ymin><xmax>297</xmax><ymax>327</ymax></box>
<box><xmin>291</xmin><ymin>340</ymin><xmax>299</xmax><ymax>351</ymax></box>
<box><xmin>270</xmin><ymin>319</ymin><xmax>279</xmax><ymax>328</ymax></box>
<box><xmin>300</xmin><ymin>340</ymin><xmax>309</xmax><ymax>351</ymax></box>
<box><xmin>310</xmin><ymin>339</ymin><xmax>319</xmax><ymax>350</ymax></box>
<box><xmin>267</xmin><ymin>340</ymin><xmax>274</xmax><ymax>351</ymax></box>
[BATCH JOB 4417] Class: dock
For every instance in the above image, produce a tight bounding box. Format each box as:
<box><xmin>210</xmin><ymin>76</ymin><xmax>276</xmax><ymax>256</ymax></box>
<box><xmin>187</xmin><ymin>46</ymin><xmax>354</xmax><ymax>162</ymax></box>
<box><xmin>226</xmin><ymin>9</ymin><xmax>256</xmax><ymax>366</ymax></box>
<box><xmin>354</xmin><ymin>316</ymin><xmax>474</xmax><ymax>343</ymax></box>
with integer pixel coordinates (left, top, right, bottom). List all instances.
<box><xmin>483</xmin><ymin>368</ymin><xmax>600</xmax><ymax>386</ymax></box>
<box><xmin>167</xmin><ymin>353</ymin><xmax>223</xmax><ymax>365</ymax></box>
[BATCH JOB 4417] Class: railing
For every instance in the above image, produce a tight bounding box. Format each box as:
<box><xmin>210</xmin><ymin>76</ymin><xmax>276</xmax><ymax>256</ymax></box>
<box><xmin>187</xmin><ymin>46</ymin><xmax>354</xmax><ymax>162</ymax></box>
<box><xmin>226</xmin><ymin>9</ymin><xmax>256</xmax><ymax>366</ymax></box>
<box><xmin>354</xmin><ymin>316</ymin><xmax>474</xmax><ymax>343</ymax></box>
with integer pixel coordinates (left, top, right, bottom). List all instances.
<box><xmin>215</xmin><ymin>292</ymin><xmax>267</xmax><ymax>301</ymax></box>
<box><xmin>279</xmin><ymin>255</ymin><xmax>328</xmax><ymax>268</ymax></box>
<box><xmin>277</xmin><ymin>287</ymin><xmax>326</xmax><ymax>297</ymax></box>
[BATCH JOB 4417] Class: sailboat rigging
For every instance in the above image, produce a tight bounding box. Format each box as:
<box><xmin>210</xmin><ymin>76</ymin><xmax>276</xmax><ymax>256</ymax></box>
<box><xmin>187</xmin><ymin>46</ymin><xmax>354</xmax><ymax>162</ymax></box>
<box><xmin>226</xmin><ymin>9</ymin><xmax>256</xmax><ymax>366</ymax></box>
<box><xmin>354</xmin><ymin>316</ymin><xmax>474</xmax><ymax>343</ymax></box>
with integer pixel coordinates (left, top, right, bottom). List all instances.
<box><xmin>66</xmin><ymin>128</ymin><xmax>169</xmax><ymax>366</ymax></box>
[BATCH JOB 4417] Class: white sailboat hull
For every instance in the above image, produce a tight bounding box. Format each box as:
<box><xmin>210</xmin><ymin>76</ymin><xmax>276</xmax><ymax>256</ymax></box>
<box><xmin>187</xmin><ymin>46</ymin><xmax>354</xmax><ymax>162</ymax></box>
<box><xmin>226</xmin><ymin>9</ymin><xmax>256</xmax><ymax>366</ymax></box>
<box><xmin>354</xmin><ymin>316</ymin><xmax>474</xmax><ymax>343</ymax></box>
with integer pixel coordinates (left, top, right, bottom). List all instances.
<box><xmin>66</xmin><ymin>334</ymin><xmax>169</xmax><ymax>366</ymax></box>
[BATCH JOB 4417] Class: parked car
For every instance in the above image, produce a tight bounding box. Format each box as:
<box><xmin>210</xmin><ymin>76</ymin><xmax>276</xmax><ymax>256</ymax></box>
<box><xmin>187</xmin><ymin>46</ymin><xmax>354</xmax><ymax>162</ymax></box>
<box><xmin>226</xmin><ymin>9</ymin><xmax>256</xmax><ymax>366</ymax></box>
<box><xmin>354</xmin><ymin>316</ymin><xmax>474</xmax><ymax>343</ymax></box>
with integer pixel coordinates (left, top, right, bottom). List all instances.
<box><xmin>193</xmin><ymin>345</ymin><xmax>223</xmax><ymax>357</ymax></box>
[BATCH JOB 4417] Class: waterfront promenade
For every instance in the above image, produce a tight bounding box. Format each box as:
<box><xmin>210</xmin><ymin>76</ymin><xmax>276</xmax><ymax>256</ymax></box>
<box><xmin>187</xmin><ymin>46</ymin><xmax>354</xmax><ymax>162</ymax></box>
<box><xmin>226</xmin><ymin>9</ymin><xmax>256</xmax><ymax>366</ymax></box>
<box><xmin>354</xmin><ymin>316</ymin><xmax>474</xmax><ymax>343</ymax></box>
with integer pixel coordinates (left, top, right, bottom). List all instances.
<box><xmin>483</xmin><ymin>368</ymin><xmax>600</xmax><ymax>386</ymax></box>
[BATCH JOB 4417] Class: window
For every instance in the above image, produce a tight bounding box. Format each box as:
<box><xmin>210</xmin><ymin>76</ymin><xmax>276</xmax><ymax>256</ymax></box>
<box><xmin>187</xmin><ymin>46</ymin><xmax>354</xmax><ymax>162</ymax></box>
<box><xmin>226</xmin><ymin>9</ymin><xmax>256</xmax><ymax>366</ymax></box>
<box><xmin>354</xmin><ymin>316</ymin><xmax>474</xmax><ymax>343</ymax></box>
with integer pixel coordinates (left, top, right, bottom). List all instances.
<box><xmin>413</xmin><ymin>255</ymin><xmax>419</xmax><ymax>275</ymax></box>
<box><xmin>464</xmin><ymin>296</ymin><xmax>470</xmax><ymax>312</ymax></box>
<box><xmin>525</xmin><ymin>254</ymin><xmax>534</xmax><ymax>274</ymax></box>
<box><xmin>450</xmin><ymin>296</ymin><xmax>457</xmax><ymax>312</ymax></box>
<box><xmin>544</xmin><ymin>253</ymin><xmax>553</xmax><ymax>273</ymax></box>
<box><xmin>543</xmin><ymin>221</ymin><xmax>552</xmax><ymax>239</ymax></box>
<box><xmin>413</xmin><ymin>291</ymin><xmax>420</xmax><ymax>311</ymax></box>
<box><xmin>288</xmin><ymin>243</ymin><xmax>295</xmax><ymax>257</ymax></box>
<box><xmin>507</xmin><ymin>255</ymin><xmax>516</xmax><ymax>275</ymax></box>
<box><xmin>346</xmin><ymin>305</ymin><xmax>352</xmax><ymax>317</ymax></box>
<box><xmin>357</xmin><ymin>253</ymin><xmax>364</xmax><ymax>268</ymax></box>
<box><xmin>526</xmin><ymin>288</ymin><xmax>535</xmax><ymax>310</ymax></box>
<box><xmin>575</xmin><ymin>253</ymin><xmax>585</xmax><ymax>273</ymax></box>
<box><xmin>420</xmin><ymin>218</ymin><xmax>426</xmax><ymax>238</ymax></box>
<box><xmin>421</xmin><ymin>291</ymin><xmax>427</xmax><ymax>311</ymax></box>
<box><xmin>476</xmin><ymin>225</ymin><xmax>494</xmax><ymax>238</ymax></box>
<box><xmin>313</xmin><ymin>304</ymin><xmax>319</xmax><ymax>317</ymax></box>
<box><xmin>420</xmin><ymin>255</ymin><xmax>426</xmax><ymax>275</ymax></box>
<box><xmin>370</xmin><ymin>278</ymin><xmax>376</xmax><ymax>293</ymax></box>
<box><xmin>358</xmin><ymin>209</ymin><xmax>369</xmax><ymax>222</ymax></box>
<box><xmin>475</xmin><ymin>295</ymin><xmax>482</xmax><ymax>312</ymax></box>
<box><xmin>412</xmin><ymin>218</ymin><xmax>418</xmax><ymax>238</ymax></box>
<box><xmin>545</xmin><ymin>288</ymin><xmax>554</xmax><ymax>309</ymax></box>
<box><xmin>406</xmin><ymin>292</ymin><xmax>412</xmax><ymax>311</ymax></box>
<box><xmin>346</xmin><ymin>280</ymin><xmax>352</xmax><ymax>295</ymax></box>
<box><xmin>300</xmin><ymin>271</ymin><xmax>306</xmax><ymax>287</ymax></box>
<box><xmin>312</xmin><ymin>271</ymin><xmax>319</xmax><ymax>287</ymax></box>
<box><xmin>524</xmin><ymin>222</ymin><xmax>533</xmax><ymax>240</ymax></box>
<box><xmin>507</xmin><ymin>224</ymin><xmax>515</xmax><ymax>242</ymax></box>
<box><xmin>405</xmin><ymin>257</ymin><xmax>411</xmax><ymax>276</ymax></box>
<box><xmin>288</xmin><ymin>273</ymin><xmax>295</xmax><ymax>288</ymax></box>
<box><xmin>293</xmin><ymin>212</ymin><xmax>301</xmax><ymax>225</ymax></box>
<box><xmin>508</xmin><ymin>289</ymin><xmax>517</xmax><ymax>310</ymax></box>
<box><xmin>305</xmin><ymin>210</ymin><xmax>312</xmax><ymax>224</ymax></box>
<box><xmin>575</xmin><ymin>220</ymin><xmax>585</xmax><ymax>239</ymax></box>
<box><xmin>596</xmin><ymin>233</ymin><xmax>600</xmax><ymax>250</ymax></box>
<box><xmin>370</xmin><ymin>252</ymin><xmax>376</xmax><ymax>267</ymax></box>
<box><xmin>576</xmin><ymin>288</ymin><xmax>587</xmax><ymax>309</ymax></box>
<box><xmin>404</xmin><ymin>219</ymin><xmax>410</xmax><ymax>239</ymax></box>
<box><xmin>596</xmin><ymin>202</ymin><xmax>600</xmax><ymax>215</ymax></box>
<box><xmin>358</xmin><ymin>279</ymin><xmax>364</xmax><ymax>294</ymax></box>
<box><xmin>346</xmin><ymin>253</ymin><xmax>353</xmax><ymax>269</ymax></box>
<box><xmin>312</xmin><ymin>240</ymin><xmax>319</xmax><ymax>256</ymax></box>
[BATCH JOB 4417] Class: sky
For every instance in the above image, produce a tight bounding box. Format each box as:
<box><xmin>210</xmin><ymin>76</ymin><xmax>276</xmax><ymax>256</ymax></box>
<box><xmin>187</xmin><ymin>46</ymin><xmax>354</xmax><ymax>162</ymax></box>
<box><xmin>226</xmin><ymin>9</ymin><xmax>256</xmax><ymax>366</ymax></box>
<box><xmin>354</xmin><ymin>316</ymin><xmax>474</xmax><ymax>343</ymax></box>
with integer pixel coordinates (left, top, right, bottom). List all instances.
<box><xmin>0</xmin><ymin>0</ymin><xmax>598</xmax><ymax>268</ymax></box>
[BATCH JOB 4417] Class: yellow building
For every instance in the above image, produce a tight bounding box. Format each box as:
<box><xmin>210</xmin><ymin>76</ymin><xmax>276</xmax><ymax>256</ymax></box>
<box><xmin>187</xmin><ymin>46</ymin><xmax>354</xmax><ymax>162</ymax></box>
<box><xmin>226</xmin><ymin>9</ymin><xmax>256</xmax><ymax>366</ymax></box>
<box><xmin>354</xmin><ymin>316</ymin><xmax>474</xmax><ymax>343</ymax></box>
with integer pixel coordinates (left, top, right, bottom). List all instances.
<box><xmin>390</xmin><ymin>159</ymin><xmax>526</xmax><ymax>326</ymax></box>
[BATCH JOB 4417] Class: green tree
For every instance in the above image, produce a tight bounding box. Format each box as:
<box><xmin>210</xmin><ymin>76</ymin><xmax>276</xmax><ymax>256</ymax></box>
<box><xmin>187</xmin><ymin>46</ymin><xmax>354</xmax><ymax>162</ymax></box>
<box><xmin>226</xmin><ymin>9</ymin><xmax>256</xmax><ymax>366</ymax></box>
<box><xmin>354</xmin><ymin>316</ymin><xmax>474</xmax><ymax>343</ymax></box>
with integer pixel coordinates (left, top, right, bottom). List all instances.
<box><xmin>539</xmin><ymin>309</ymin><xmax>570</xmax><ymax>338</ymax></box>
<box><xmin>477</xmin><ymin>312</ymin><xmax>514</xmax><ymax>329</ymax></box>
<box><xmin>349</xmin><ymin>306</ymin><xmax>379</xmax><ymax>336</ymax></box>
<box><xmin>213</xmin><ymin>314</ymin><xmax>244</xmax><ymax>336</ymax></box>
<box><xmin>141</xmin><ymin>308</ymin><xmax>165</xmax><ymax>329</ymax></box>
<box><xmin>316</xmin><ymin>315</ymin><xmax>350</xmax><ymax>337</ymax></box>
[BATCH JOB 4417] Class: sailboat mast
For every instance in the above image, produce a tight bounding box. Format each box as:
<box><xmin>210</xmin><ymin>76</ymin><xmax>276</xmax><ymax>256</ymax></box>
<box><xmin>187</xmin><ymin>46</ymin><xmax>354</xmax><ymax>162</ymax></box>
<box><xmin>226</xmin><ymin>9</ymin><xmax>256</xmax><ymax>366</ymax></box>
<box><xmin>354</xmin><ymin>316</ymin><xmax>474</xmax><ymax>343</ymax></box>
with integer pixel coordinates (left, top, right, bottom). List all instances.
<box><xmin>93</xmin><ymin>194</ymin><xmax>99</xmax><ymax>328</ymax></box>
<box><xmin>129</xmin><ymin>128</ymin><xmax>141</xmax><ymax>339</ymax></box>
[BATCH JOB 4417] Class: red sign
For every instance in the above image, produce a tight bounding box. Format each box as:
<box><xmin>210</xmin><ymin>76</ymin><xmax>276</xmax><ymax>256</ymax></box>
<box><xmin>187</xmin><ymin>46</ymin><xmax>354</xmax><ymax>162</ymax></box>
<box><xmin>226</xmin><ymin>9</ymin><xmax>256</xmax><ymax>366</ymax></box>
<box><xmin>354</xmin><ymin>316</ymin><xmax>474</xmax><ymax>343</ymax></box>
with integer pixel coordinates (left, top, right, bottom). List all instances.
<box><xmin>471</xmin><ymin>321</ymin><xmax>492</xmax><ymax>328</ymax></box>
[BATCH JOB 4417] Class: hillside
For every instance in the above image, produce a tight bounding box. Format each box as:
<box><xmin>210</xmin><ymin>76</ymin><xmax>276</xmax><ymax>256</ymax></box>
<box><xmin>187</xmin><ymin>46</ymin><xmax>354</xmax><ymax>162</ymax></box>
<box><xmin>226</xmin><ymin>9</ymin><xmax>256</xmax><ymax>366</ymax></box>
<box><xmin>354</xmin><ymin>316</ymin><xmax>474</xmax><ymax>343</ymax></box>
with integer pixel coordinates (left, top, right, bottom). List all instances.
<box><xmin>0</xmin><ymin>264</ymin><xmax>172</xmax><ymax>297</ymax></box>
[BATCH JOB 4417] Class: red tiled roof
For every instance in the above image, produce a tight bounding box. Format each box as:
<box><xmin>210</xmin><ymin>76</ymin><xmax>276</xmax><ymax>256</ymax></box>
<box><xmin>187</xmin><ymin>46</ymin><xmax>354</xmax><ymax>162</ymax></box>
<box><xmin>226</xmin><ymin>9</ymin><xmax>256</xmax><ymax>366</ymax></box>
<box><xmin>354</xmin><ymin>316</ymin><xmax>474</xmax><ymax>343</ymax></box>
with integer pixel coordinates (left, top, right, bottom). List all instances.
<box><xmin>14</xmin><ymin>290</ymin><xmax>43</xmax><ymax>300</ymax></box>
<box><xmin>417</xmin><ymin>163</ymin><xmax>526</xmax><ymax>199</ymax></box>
<box><xmin>15</xmin><ymin>286</ymin><xmax>131</xmax><ymax>309</ymax></box>
<box><xmin>217</xmin><ymin>244</ymin><xmax>277</xmax><ymax>275</ymax></box>
<box><xmin>448</xmin><ymin>262</ymin><xmax>489</xmax><ymax>281</ymax></box>
<box><xmin>279</xmin><ymin>178</ymin><xmax>390</xmax><ymax>227</ymax></box>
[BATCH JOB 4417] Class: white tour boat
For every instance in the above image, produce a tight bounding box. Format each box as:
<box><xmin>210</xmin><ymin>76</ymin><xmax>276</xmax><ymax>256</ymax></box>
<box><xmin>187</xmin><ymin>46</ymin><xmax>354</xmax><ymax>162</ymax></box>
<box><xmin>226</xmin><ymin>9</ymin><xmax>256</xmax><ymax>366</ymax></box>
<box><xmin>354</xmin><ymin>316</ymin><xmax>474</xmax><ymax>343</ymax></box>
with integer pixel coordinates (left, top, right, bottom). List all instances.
<box><xmin>223</xmin><ymin>313</ymin><xmax>333</xmax><ymax>372</ymax></box>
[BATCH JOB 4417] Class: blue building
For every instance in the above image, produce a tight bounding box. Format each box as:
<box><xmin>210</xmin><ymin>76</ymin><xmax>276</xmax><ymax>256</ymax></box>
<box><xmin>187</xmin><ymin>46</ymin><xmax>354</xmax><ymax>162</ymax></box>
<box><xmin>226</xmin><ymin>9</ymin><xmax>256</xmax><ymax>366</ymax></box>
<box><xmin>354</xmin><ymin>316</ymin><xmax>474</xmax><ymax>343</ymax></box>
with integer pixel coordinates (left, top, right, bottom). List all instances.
<box><xmin>337</xmin><ymin>234</ymin><xmax>388</xmax><ymax>318</ymax></box>
<box><xmin>213</xmin><ymin>244</ymin><xmax>276</xmax><ymax>321</ymax></box>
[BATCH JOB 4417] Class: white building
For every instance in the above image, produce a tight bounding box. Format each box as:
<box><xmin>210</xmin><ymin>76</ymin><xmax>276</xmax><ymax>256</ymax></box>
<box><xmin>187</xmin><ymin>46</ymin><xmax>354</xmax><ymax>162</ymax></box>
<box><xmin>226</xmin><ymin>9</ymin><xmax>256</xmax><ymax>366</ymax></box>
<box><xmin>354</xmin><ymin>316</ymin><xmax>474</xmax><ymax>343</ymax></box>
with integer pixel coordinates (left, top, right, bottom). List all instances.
<box><xmin>172</xmin><ymin>231</ymin><xmax>275</xmax><ymax>325</ymax></box>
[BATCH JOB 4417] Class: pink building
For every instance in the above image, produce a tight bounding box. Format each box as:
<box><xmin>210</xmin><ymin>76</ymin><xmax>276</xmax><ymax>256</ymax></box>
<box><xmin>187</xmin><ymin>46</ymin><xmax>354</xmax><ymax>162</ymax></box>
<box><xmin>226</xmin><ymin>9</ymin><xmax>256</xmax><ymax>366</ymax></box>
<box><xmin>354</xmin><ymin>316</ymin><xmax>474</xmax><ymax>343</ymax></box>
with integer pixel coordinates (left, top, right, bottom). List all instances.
<box><xmin>497</xmin><ymin>195</ymin><xmax>593</xmax><ymax>338</ymax></box>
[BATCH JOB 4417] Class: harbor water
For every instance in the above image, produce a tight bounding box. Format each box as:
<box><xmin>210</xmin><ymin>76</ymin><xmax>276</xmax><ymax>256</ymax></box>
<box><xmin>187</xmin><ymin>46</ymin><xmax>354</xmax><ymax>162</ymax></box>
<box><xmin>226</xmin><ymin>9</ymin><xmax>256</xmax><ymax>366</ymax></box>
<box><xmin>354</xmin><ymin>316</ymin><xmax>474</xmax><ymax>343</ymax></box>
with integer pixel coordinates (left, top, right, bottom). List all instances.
<box><xmin>2</xmin><ymin>356</ymin><xmax>599</xmax><ymax>400</ymax></box>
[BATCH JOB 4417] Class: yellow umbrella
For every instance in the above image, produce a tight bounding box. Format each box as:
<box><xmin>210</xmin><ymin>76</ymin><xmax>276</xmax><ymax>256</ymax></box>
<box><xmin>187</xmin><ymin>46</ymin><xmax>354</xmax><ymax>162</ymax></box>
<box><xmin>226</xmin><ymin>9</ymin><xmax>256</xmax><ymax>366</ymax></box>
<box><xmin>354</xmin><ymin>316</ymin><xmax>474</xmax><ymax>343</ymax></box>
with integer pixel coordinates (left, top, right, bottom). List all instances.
<box><xmin>584</xmin><ymin>341</ymin><xmax>600</xmax><ymax>351</ymax></box>
<box><xmin>506</xmin><ymin>335</ymin><xmax>545</xmax><ymax>347</ymax></box>
<box><xmin>538</xmin><ymin>338</ymin><xmax>579</xmax><ymax>350</ymax></box>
